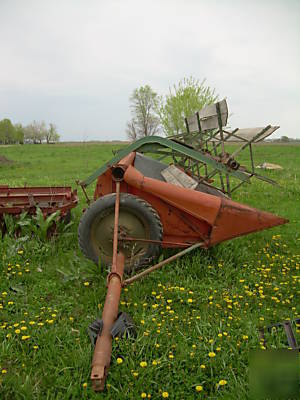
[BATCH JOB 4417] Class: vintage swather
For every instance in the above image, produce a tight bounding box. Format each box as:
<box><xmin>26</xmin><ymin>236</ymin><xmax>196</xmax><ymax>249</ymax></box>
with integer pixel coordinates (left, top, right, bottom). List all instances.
<box><xmin>77</xmin><ymin>99</ymin><xmax>288</xmax><ymax>391</ymax></box>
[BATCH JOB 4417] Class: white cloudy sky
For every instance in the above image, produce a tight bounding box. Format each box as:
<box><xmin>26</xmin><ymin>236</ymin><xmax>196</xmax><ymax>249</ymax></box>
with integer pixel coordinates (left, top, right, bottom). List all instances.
<box><xmin>0</xmin><ymin>0</ymin><xmax>299</xmax><ymax>140</ymax></box>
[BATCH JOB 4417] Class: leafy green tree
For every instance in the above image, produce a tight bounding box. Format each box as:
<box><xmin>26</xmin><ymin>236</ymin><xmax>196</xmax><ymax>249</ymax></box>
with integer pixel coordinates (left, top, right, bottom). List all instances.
<box><xmin>126</xmin><ymin>85</ymin><xmax>161</xmax><ymax>140</ymax></box>
<box><xmin>280</xmin><ymin>135</ymin><xmax>289</xmax><ymax>143</ymax></box>
<box><xmin>158</xmin><ymin>77</ymin><xmax>218</xmax><ymax>136</ymax></box>
<box><xmin>14</xmin><ymin>123</ymin><xmax>25</xmax><ymax>144</ymax></box>
<box><xmin>0</xmin><ymin>119</ymin><xmax>15</xmax><ymax>144</ymax></box>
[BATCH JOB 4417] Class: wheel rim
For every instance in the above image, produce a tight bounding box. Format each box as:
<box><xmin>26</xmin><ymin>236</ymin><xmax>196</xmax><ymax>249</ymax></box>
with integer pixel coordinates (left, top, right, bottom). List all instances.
<box><xmin>90</xmin><ymin>205</ymin><xmax>150</xmax><ymax>267</ymax></box>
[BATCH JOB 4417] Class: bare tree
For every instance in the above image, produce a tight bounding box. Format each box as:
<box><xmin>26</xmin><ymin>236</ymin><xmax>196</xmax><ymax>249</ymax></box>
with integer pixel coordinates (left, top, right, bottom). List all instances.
<box><xmin>46</xmin><ymin>123</ymin><xmax>60</xmax><ymax>143</ymax></box>
<box><xmin>126</xmin><ymin>85</ymin><xmax>161</xmax><ymax>140</ymax></box>
<box><xmin>24</xmin><ymin>121</ymin><xmax>47</xmax><ymax>144</ymax></box>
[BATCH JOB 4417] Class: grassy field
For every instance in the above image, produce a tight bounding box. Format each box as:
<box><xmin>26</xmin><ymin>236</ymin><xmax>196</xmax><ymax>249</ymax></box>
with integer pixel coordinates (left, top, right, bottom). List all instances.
<box><xmin>0</xmin><ymin>143</ymin><xmax>299</xmax><ymax>399</ymax></box>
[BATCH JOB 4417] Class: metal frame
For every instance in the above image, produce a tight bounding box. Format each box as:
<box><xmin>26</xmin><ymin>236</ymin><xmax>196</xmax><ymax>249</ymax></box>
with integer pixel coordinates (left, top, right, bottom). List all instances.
<box><xmin>80</xmin><ymin>100</ymin><xmax>278</xmax><ymax>197</ymax></box>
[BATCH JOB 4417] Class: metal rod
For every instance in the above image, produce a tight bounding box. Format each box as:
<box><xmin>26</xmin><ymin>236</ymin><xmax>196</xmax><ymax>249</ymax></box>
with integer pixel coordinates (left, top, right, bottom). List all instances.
<box><xmin>91</xmin><ymin>252</ymin><xmax>125</xmax><ymax>391</ymax></box>
<box><xmin>120</xmin><ymin>236</ymin><xmax>194</xmax><ymax>247</ymax></box>
<box><xmin>111</xmin><ymin>181</ymin><xmax>120</xmax><ymax>272</ymax></box>
<box><xmin>123</xmin><ymin>242</ymin><xmax>203</xmax><ymax>286</ymax></box>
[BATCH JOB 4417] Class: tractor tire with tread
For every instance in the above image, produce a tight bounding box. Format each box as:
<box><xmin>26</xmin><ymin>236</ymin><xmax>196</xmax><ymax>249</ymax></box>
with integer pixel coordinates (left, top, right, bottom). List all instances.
<box><xmin>78</xmin><ymin>193</ymin><xmax>163</xmax><ymax>273</ymax></box>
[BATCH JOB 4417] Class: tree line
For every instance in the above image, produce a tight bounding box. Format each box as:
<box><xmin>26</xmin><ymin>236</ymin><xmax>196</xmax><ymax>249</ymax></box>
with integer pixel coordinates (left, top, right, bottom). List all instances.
<box><xmin>126</xmin><ymin>77</ymin><xmax>218</xmax><ymax>140</ymax></box>
<box><xmin>0</xmin><ymin>119</ymin><xmax>60</xmax><ymax>145</ymax></box>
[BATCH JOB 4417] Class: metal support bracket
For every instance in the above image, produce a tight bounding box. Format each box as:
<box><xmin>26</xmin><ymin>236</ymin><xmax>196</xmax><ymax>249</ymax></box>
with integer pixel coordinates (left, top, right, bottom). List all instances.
<box><xmin>88</xmin><ymin>312</ymin><xmax>136</xmax><ymax>346</ymax></box>
<box><xmin>259</xmin><ymin>318</ymin><xmax>300</xmax><ymax>351</ymax></box>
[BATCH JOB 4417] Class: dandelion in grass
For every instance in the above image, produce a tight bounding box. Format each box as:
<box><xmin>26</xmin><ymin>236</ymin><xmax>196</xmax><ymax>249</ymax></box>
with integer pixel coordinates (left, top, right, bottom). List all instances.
<box><xmin>162</xmin><ymin>392</ymin><xmax>169</xmax><ymax>398</ymax></box>
<box><xmin>218</xmin><ymin>379</ymin><xmax>227</xmax><ymax>386</ymax></box>
<box><xmin>82</xmin><ymin>382</ymin><xmax>87</xmax><ymax>389</ymax></box>
<box><xmin>83</xmin><ymin>281</ymin><xmax>89</xmax><ymax>286</ymax></box>
<box><xmin>208</xmin><ymin>352</ymin><xmax>216</xmax><ymax>358</ymax></box>
<box><xmin>140</xmin><ymin>361</ymin><xmax>147</xmax><ymax>368</ymax></box>
<box><xmin>116</xmin><ymin>357</ymin><xmax>123</xmax><ymax>364</ymax></box>
<box><xmin>141</xmin><ymin>393</ymin><xmax>147</xmax><ymax>398</ymax></box>
<box><xmin>195</xmin><ymin>385</ymin><xmax>203</xmax><ymax>392</ymax></box>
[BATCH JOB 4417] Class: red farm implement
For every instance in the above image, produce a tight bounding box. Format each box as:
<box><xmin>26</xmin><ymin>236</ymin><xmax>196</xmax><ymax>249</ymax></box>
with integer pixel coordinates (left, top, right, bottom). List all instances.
<box><xmin>0</xmin><ymin>185</ymin><xmax>78</xmax><ymax>235</ymax></box>
<box><xmin>77</xmin><ymin>99</ymin><xmax>288</xmax><ymax>391</ymax></box>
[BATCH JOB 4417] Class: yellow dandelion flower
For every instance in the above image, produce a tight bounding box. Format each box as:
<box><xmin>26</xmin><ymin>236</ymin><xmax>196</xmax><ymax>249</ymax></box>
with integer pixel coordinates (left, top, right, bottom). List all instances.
<box><xmin>208</xmin><ymin>352</ymin><xmax>216</xmax><ymax>358</ymax></box>
<box><xmin>83</xmin><ymin>282</ymin><xmax>89</xmax><ymax>286</ymax></box>
<box><xmin>152</xmin><ymin>360</ymin><xmax>158</xmax><ymax>366</ymax></box>
<box><xmin>200</xmin><ymin>364</ymin><xmax>206</xmax><ymax>369</ymax></box>
<box><xmin>116</xmin><ymin>357</ymin><xmax>123</xmax><ymax>364</ymax></box>
<box><xmin>140</xmin><ymin>361</ymin><xmax>147</xmax><ymax>368</ymax></box>
<box><xmin>15</xmin><ymin>329</ymin><xmax>21</xmax><ymax>334</ymax></box>
<box><xmin>21</xmin><ymin>335</ymin><xmax>30</xmax><ymax>340</ymax></box>
<box><xmin>162</xmin><ymin>392</ymin><xmax>169</xmax><ymax>398</ymax></box>
<box><xmin>141</xmin><ymin>393</ymin><xmax>147</xmax><ymax>398</ymax></box>
<box><xmin>83</xmin><ymin>382</ymin><xmax>87</xmax><ymax>389</ymax></box>
<box><xmin>187</xmin><ymin>298</ymin><xmax>193</xmax><ymax>303</ymax></box>
<box><xmin>196</xmin><ymin>385</ymin><xmax>203</xmax><ymax>392</ymax></box>
<box><xmin>2</xmin><ymin>369</ymin><xmax>7</xmax><ymax>374</ymax></box>
<box><xmin>20</xmin><ymin>326</ymin><xmax>27</xmax><ymax>331</ymax></box>
<box><xmin>218</xmin><ymin>379</ymin><xmax>227</xmax><ymax>386</ymax></box>
<box><xmin>132</xmin><ymin>372</ymin><xmax>139</xmax><ymax>377</ymax></box>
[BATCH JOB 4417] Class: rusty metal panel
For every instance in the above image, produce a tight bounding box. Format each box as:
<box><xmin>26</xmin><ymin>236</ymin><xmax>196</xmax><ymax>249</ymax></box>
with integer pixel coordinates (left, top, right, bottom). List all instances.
<box><xmin>0</xmin><ymin>186</ymin><xmax>78</xmax><ymax>216</ymax></box>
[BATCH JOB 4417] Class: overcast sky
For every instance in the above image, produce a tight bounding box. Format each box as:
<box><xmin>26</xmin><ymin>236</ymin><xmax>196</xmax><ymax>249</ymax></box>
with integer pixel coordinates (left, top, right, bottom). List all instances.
<box><xmin>0</xmin><ymin>0</ymin><xmax>299</xmax><ymax>141</ymax></box>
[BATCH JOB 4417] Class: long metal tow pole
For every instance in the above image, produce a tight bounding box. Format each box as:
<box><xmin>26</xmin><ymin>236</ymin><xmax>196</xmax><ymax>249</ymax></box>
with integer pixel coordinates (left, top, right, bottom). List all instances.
<box><xmin>91</xmin><ymin>181</ymin><xmax>124</xmax><ymax>392</ymax></box>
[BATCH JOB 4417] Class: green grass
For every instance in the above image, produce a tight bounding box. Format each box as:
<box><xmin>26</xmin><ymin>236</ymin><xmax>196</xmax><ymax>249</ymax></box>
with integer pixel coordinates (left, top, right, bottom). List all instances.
<box><xmin>0</xmin><ymin>143</ymin><xmax>299</xmax><ymax>399</ymax></box>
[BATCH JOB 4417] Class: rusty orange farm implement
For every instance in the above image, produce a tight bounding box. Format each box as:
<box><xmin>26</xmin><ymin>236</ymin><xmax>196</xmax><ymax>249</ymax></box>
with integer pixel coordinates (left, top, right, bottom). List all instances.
<box><xmin>0</xmin><ymin>185</ymin><xmax>78</xmax><ymax>235</ymax></box>
<box><xmin>76</xmin><ymin>99</ymin><xmax>288</xmax><ymax>391</ymax></box>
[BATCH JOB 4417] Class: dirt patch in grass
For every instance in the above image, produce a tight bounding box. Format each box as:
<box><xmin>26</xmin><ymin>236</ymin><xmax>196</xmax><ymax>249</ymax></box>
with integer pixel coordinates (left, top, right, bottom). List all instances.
<box><xmin>0</xmin><ymin>154</ymin><xmax>13</xmax><ymax>164</ymax></box>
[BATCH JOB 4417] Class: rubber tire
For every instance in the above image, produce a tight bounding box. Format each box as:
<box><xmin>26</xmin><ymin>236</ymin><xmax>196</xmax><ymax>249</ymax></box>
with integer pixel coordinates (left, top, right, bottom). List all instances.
<box><xmin>78</xmin><ymin>193</ymin><xmax>163</xmax><ymax>272</ymax></box>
